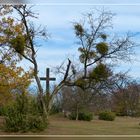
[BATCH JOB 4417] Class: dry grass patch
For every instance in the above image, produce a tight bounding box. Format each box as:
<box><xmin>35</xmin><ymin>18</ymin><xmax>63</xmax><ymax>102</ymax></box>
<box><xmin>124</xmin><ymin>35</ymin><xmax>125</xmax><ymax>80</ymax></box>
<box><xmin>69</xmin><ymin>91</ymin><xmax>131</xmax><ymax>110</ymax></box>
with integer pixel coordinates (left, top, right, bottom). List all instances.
<box><xmin>0</xmin><ymin>114</ymin><xmax>139</xmax><ymax>136</ymax></box>
<box><xmin>43</xmin><ymin>114</ymin><xmax>140</xmax><ymax>135</ymax></box>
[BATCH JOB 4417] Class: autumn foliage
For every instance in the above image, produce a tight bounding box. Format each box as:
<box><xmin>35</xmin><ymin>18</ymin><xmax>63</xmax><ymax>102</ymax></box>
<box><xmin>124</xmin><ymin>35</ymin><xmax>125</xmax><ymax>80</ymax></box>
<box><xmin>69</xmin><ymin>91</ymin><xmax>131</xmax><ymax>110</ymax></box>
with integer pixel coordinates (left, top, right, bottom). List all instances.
<box><xmin>0</xmin><ymin>64</ymin><xmax>32</xmax><ymax>105</ymax></box>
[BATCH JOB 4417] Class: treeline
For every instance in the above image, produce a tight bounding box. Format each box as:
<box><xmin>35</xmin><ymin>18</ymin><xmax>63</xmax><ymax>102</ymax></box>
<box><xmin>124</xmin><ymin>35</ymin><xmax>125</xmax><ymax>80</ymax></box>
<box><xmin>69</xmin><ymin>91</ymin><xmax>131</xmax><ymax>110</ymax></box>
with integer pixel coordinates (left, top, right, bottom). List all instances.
<box><xmin>52</xmin><ymin>78</ymin><xmax>140</xmax><ymax>118</ymax></box>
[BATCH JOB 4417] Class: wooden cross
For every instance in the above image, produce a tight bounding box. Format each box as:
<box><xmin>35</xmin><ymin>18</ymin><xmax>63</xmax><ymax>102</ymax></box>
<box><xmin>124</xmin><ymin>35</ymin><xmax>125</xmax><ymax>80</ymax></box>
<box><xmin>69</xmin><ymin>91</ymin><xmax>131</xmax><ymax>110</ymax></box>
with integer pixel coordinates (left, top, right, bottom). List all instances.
<box><xmin>40</xmin><ymin>68</ymin><xmax>56</xmax><ymax>93</ymax></box>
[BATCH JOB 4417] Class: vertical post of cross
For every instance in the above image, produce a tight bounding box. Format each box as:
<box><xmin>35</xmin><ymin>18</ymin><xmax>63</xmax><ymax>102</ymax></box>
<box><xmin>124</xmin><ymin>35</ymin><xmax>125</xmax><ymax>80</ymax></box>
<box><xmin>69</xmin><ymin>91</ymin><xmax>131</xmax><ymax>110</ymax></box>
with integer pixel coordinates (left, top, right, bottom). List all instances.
<box><xmin>40</xmin><ymin>68</ymin><xmax>56</xmax><ymax>94</ymax></box>
<box><xmin>46</xmin><ymin>68</ymin><xmax>50</xmax><ymax>94</ymax></box>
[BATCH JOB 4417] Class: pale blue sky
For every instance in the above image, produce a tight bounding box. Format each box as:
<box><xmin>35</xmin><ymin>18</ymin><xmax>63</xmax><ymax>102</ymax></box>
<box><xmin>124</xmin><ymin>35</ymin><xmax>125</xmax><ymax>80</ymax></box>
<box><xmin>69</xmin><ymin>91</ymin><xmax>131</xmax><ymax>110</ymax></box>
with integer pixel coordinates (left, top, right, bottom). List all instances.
<box><xmin>16</xmin><ymin>2</ymin><xmax>140</xmax><ymax>85</ymax></box>
<box><xmin>24</xmin><ymin>0</ymin><xmax>140</xmax><ymax>4</ymax></box>
<box><xmin>3</xmin><ymin>0</ymin><xmax>140</xmax><ymax>4</ymax></box>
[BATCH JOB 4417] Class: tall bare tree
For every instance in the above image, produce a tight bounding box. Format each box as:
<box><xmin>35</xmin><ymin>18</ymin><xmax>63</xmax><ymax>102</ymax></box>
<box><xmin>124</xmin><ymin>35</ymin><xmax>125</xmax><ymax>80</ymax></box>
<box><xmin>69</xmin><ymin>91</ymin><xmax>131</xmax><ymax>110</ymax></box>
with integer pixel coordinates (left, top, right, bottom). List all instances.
<box><xmin>0</xmin><ymin>5</ymin><xmax>72</xmax><ymax>118</ymax></box>
<box><xmin>73</xmin><ymin>9</ymin><xmax>135</xmax><ymax>87</ymax></box>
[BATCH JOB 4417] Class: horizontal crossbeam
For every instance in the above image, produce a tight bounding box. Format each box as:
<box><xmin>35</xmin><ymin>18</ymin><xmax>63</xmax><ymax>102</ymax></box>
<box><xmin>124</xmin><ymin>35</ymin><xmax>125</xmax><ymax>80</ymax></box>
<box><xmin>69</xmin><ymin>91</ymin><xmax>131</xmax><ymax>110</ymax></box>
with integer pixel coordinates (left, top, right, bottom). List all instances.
<box><xmin>40</xmin><ymin>77</ymin><xmax>56</xmax><ymax>81</ymax></box>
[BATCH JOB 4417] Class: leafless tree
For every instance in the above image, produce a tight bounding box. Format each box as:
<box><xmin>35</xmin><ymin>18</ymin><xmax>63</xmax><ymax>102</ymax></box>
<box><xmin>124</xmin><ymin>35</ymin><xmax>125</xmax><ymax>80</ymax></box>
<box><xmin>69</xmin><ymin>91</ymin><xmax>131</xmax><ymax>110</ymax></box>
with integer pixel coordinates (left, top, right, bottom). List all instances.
<box><xmin>111</xmin><ymin>78</ymin><xmax>140</xmax><ymax>116</ymax></box>
<box><xmin>73</xmin><ymin>9</ymin><xmax>135</xmax><ymax>82</ymax></box>
<box><xmin>1</xmin><ymin>5</ymin><xmax>72</xmax><ymax>118</ymax></box>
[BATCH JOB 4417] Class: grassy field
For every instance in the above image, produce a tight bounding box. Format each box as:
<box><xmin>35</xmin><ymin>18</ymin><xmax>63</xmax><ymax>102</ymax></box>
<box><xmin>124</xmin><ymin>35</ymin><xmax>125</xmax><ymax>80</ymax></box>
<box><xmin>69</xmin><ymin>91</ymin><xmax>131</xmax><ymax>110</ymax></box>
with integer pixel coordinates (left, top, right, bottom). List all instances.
<box><xmin>0</xmin><ymin>114</ymin><xmax>140</xmax><ymax>140</ymax></box>
<box><xmin>42</xmin><ymin>114</ymin><xmax>140</xmax><ymax>135</ymax></box>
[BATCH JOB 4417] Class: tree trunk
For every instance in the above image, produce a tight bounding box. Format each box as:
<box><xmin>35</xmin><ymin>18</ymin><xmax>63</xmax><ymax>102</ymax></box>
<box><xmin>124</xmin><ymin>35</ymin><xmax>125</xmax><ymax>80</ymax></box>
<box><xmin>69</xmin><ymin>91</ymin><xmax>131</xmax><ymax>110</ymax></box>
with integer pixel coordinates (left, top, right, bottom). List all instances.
<box><xmin>17</xmin><ymin>7</ymin><xmax>48</xmax><ymax>117</ymax></box>
<box><xmin>84</xmin><ymin>62</ymin><xmax>87</xmax><ymax>78</ymax></box>
<box><xmin>34</xmin><ymin>74</ymin><xmax>47</xmax><ymax>116</ymax></box>
<box><xmin>76</xmin><ymin>104</ymin><xmax>79</xmax><ymax>121</ymax></box>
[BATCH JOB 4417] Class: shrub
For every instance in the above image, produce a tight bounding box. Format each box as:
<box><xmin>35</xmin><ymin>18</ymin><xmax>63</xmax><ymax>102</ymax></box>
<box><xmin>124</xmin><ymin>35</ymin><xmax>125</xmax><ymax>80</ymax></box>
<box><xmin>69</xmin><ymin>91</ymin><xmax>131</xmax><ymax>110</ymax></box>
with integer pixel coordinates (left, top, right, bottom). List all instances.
<box><xmin>0</xmin><ymin>106</ymin><xmax>8</xmax><ymax>116</ymax></box>
<box><xmin>78</xmin><ymin>112</ymin><xmax>93</xmax><ymax>121</ymax></box>
<box><xmin>26</xmin><ymin>115</ymin><xmax>48</xmax><ymax>132</ymax></box>
<box><xmin>50</xmin><ymin>104</ymin><xmax>61</xmax><ymax>115</ymax></box>
<box><xmin>4</xmin><ymin>94</ymin><xmax>48</xmax><ymax>132</ymax></box>
<box><xmin>69</xmin><ymin>112</ymin><xmax>76</xmax><ymax>120</ymax></box>
<box><xmin>4</xmin><ymin>107</ymin><xmax>27</xmax><ymax>132</ymax></box>
<box><xmin>69</xmin><ymin>112</ymin><xmax>93</xmax><ymax>121</ymax></box>
<box><xmin>4</xmin><ymin>107</ymin><xmax>48</xmax><ymax>132</ymax></box>
<box><xmin>99</xmin><ymin>111</ymin><xmax>116</xmax><ymax>121</ymax></box>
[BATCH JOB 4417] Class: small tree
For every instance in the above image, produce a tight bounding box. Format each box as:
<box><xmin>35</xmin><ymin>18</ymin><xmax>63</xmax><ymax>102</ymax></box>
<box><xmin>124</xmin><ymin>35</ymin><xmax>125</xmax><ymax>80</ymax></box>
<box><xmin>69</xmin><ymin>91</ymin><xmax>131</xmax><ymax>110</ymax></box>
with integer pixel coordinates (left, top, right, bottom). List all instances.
<box><xmin>0</xmin><ymin>5</ymin><xmax>72</xmax><ymax>119</ymax></box>
<box><xmin>0</xmin><ymin>6</ymin><xmax>23</xmax><ymax>66</ymax></box>
<box><xmin>112</xmin><ymin>81</ymin><xmax>140</xmax><ymax>116</ymax></box>
<box><xmin>0</xmin><ymin>63</ymin><xmax>32</xmax><ymax>106</ymax></box>
<box><xmin>61</xmin><ymin>86</ymin><xmax>88</xmax><ymax>120</ymax></box>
